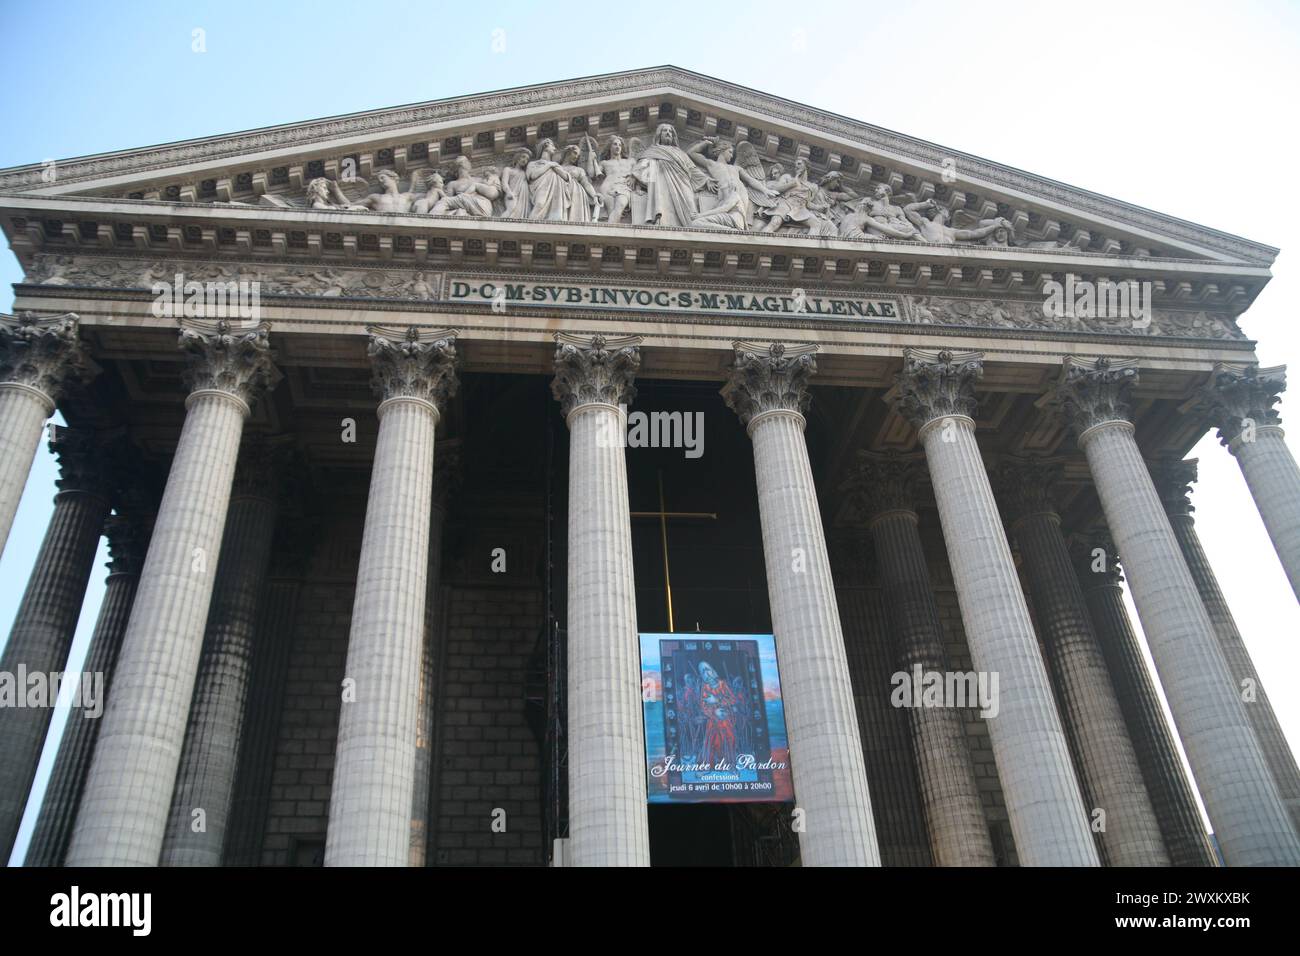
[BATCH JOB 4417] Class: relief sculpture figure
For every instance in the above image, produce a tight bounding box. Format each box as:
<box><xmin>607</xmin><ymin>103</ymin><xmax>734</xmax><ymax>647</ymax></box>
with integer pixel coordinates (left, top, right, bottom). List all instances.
<box><xmin>527</xmin><ymin>138</ymin><xmax>573</xmax><ymax>221</ymax></box>
<box><xmin>630</xmin><ymin>123</ymin><xmax>712</xmax><ymax>227</ymax></box>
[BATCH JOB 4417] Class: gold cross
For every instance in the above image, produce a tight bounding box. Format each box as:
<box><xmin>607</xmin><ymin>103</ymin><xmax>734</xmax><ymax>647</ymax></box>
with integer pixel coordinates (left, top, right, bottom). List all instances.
<box><xmin>630</xmin><ymin>469</ymin><xmax>716</xmax><ymax>633</ymax></box>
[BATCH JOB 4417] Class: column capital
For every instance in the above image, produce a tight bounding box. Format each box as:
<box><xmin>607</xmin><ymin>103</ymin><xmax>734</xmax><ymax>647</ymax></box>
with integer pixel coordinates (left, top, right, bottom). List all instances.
<box><xmin>47</xmin><ymin>425</ymin><xmax>112</xmax><ymax>500</ymax></box>
<box><xmin>179</xmin><ymin>319</ymin><xmax>279</xmax><ymax>412</ymax></box>
<box><xmin>103</xmin><ymin>513</ymin><xmax>151</xmax><ymax>577</ymax></box>
<box><xmin>1069</xmin><ymin>529</ymin><xmax>1125</xmax><ymax>589</ymax></box>
<box><xmin>721</xmin><ymin>340</ymin><xmax>818</xmax><ymax>430</ymax></box>
<box><xmin>995</xmin><ymin>455</ymin><xmax>1064</xmax><ymax>526</ymax></box>
<box><xmin>367</xmin><ymin>325</ymin><xmax>459</xmax><ymax>412</ymax></box>
<box><xmin>231</xmin><ymin>434</ymin><xmax>292</xmax><ymax>501</ymax></box>
<box><xmin>1197</xmin><ymin>363</ymin><xmax>1286</xmax><ymax>447</ymax></box>
<box><xmin>1054</xmin><ymin>356</ymin><xmax>1139</xmax><ymax>438</ymax></box>
<box><xmin>551</xmin><ymin>332</ymin><xmax>641</xmax><ymax>420</ymax></box>
<box><xmin>894</xmin><ymin>348</ymin><xmax>982</xmax><ymax>431</ymax></box>
<box><xmin>846</xmin><ymin>450</ymin><xmax>924</xmax><ymax>523</ymax></box>
<box><xmin>1148</xmin><ymin>457</ymin><xmax>1198</xmax><ymax>518</ymax></box>
<box><xmin>0</xmin><ymin>312</ymin><xmax>96</xmax><ymax>411</ymax></box>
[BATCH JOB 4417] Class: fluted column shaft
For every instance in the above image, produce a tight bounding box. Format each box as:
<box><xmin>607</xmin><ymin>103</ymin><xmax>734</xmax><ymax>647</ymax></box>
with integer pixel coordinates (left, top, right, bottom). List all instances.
<box><xmin>0</xmin><ymin>437</ymin><xmax>109</xmax><ymax>858</ymax></box>
<box><xmin>1010</xmin><ymin>506</ymin><xmax>1168</xmax><ymax>865</ymax></box>
<box><xmin>67</xmin><ymin>320</ymin><xmax>276</xmax><ymax>866</ymax></box>
<box><xmin>564</xmin><ymin>402</ymin><xmax>649</xmax><ymax>866</ymax></box>
<box><xmin>723</xmin><ymin>341</ymin><xmax>878</xmax><ymax>867</ymax></box>
<box><xmin>1075</xmin><ymin>420</ymin><xmax>1300</xmax><ymax>865</ymax></box>
<box><xmin>834</xmin><ymin>573</ymin><xmax>932</xmax><ymax>866</ymax></box>
<box><xmin>870</xmin><ymin>509</ymin><xmax>996</xmax><ymax>866</ymax></box>
<box><xmin>325</xmin><ymin>326</ymin><xmax>456</xmax><ymax>867</ymax></box>
<box><xmin>1199</xmin><ymin>364</ymin><xmax>1300</xmax><ymax>601</ymax></box>
<box><xmin>161</xmin><ymin>471</ymin><xmax>279</xmax><ymax>866</ymax></box>
<box><xmin>326</xmin><ymin>399</ymin><xmax>436</xmax><ymax>866</ymax></box>
<box><xmin>0</xmin><ymin>386</ymin><xmax>53</xmax><ymax>560</ymax></box>
<box><xmin>66</xmin><ymin>393</ymin><xmax>246</xmax><ymax>865</ymax></box>
<box><xmin>1076</xmin><ymin>545</ymin><xmax>1218</xmax><ymax>867</ymax></box>
<box><xmin>1231</xmin><ymin>428</ymin><xmax>1300</xmax><ymax>601</ymax></box>
<box><xmin>24</xmin><ymin>516</ymin><xmax>149</xmax><ymax>866</ymax></box>
<box><xmin>0</xmin><ymin>312</ymin><xmax>90</xmax><ymax>561</ymax></box>
<box><xmin>223</xmin><ymin>574</ymin><xmax>302</xmax><ymax>866</ymax></box>
<box><xmin>896</xmin><ymin>350</ymin><xmax>1097</xmax><ymax>866</ymax></box>
<box><xmin>749</xmin><ymin>411</ymin><xmax>878</xmax><ymax>865</ymax></box>
<box><xmin>919</xmin><ymin>421</ymin><xmax>1097</xmax><ymax>865</ymax></box>
<box><xmin>552</xmin><ymin>333</ymin><xmax>649</xmax><ymax>867</ymax></box>
<box><xmin>1151</xmin><ymin>459</ymin><xmax>1300</xmax><ymax>838</ymax></box>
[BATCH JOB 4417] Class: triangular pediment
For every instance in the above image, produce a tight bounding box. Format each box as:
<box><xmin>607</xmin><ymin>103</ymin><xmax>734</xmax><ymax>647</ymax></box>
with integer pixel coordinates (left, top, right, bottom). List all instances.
<box><xmin>0</xmin><ymin>67</ymin><xmax>1274</xmax><ymax>269</ymax></box>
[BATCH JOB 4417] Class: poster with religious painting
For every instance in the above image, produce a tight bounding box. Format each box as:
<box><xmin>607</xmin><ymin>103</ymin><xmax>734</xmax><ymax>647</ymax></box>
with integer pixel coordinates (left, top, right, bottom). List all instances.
<box><xmin>640</xmin><ymin>633</ymin><xmax>794</xmax><ymax>803</ymax></box>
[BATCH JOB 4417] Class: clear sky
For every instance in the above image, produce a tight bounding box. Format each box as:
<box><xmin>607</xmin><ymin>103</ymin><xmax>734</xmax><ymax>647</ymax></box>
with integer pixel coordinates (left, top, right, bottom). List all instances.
<box><xmin>2</xmin><ymin>0</ymin><xmax>1298</xmax><ymax>864</ymax></box>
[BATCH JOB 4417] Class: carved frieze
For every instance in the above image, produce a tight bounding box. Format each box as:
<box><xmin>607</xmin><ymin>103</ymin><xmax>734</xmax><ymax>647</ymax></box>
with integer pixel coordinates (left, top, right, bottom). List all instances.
<box><xmin>908</xmin><ymin>294</ymin><xmax>1243</xmax><ymax>341</ymax></box>
<box><xmin>18</xmin><ymin>253</ymin><xmax>1246</xmax><ymax>343</ymax></box>
<box><xmin>25</xmin><ymin>254</ymin><xmax>442</xmax><ymax>302</ymax></box>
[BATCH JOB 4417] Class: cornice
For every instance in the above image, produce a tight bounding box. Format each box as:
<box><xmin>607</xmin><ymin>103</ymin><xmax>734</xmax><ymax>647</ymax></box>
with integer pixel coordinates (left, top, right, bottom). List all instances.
<box><xmin>0</xmin><ymin>66</ymin><xmax>1275</xmax><ymax>266</ymax></box>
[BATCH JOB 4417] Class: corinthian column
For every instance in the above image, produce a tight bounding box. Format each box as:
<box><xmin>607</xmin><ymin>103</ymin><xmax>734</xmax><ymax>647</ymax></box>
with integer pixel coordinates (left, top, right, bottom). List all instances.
<box><xmin>1071</xmin><ymin>532</ymin><xmax>1218</xmax><ymax>867</ymax></box>
<box><xmin>66</xmin><ymin>320</ymin><xmax>278</xmax><ymax>866</ymax></box>
<box><xmin>997</xmin><ymin>457</ymin><xmax>1167</xmax><ymax>866</ymax></box>
<box><xmin>722</xmin><ymin>341</ymin><xmax>879</xmax><ymax>867</ymax></box>
<box><xmin>25</xmin><ymin>511</ymin><xmax>152</xmax><ymax>866</ymax></box>
<box><xmin>224</xmin><ymin>515</ymin><xmax>316</xmax><ymax>867</ymax></box>
<box><xmin>1198</xmin><ymin>364</ymin><xmax>1300</xmax><ymax>601</ymax></box>
<box><xmin>161</xmin><ymin>437</ymin><xmax>285</xmax><ymax>865</ymax></box>
<box><xmin>324</xmin><ymin>327</ymin><xmax>457</xmax><ymax>867</ymax></box>
<box><xmin>0</xmin><ymin>427</ymin><xmax>111</xmax><ymax>860</ymax></box>
<box><xmin>0</xmin><ymin>312</ymin><xmax>94</xmax><ymax>561</ymax></box>
<box><xmin>848</xmin><ymin>452</ymin><xmax>995</xmax><ymax>866</ymax></box>
<box><xmin>895</xmin><ymin>349</ymin><xmax>1097</xmax><ymax>867</ymax></box>
<box><xmin>1150</xmin><ymin>458</ymin><xmax>1300</xmax><ymax>838</ymax></box>
<box><xmin>551</xmin><ymin>333</ymin><xmax>649</xmax><ymax>867</ymax></box>
<box><xmin>1055</xmin><ymin>356</ymin><xmax>1300</xmax><ymax>866</ymax></box>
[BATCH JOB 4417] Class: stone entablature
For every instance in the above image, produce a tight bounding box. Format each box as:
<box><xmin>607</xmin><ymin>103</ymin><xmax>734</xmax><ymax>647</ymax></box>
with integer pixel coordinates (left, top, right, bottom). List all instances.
<box><xmin>7</xmin><ymin>202</ymin><xmax>1258</xmax><ymax>314</ymax></box>
<box><xmin>13</xmin><ymin>251</ymin><xmax>1247</xmax><ymax>342</ymax></box>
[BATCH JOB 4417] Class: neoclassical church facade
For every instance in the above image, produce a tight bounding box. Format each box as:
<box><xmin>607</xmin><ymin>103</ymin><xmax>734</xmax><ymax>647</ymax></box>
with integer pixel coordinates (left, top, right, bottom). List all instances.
<box><xmin>0</xmin><ymin>67</ymin><xmax>1297</xmax><ymax>867</ymax></box>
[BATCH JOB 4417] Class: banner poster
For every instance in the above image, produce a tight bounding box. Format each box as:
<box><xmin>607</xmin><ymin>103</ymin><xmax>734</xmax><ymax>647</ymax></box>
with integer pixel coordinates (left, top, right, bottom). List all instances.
<box><xmin>640</xmin><ymin>633</ymin><xmax>794</xmax><ymax>804</ymax></box>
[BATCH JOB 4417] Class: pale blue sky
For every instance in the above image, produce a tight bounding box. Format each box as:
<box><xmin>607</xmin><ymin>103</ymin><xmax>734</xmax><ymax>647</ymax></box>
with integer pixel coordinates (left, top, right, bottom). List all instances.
<box><xmin>3</xmin><ymin>0</ymin><xmax>1298</xmax><ymax>864</ymax></box>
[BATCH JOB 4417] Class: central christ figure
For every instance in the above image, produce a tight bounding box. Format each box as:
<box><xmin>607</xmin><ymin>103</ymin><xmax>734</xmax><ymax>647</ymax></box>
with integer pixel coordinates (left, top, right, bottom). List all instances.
<box><xmin>696</xmin><ymin>661</ymin><xmax>740</xmax><ymax>767</ymax></box>
<box><xmin>631</xmin><ymin>123</ymin><xmax>711</xmax><ymax>227</ymax></box>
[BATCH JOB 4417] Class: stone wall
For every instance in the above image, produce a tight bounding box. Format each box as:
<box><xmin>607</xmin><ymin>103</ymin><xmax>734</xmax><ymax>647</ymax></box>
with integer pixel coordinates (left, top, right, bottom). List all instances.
<box><xmin>427</xmin><ymin>586</ymin><xmax>545</xmax><ymax>866</ymax></box>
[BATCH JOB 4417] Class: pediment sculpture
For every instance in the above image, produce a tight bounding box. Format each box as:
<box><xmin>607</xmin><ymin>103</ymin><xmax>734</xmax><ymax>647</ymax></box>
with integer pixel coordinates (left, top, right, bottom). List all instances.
<box><xmin>249</xmin><ymin>124</ymin><xmax>1038</xmax><ymax>247</ymax></box>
